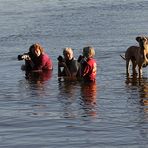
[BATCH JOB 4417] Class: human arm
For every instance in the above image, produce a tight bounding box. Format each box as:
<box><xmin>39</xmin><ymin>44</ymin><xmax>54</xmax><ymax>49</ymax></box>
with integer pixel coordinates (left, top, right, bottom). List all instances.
<box><xmin>32</xmin><ymin>54</ymin><xmax>53</xmax><ymax>71</ymax></box>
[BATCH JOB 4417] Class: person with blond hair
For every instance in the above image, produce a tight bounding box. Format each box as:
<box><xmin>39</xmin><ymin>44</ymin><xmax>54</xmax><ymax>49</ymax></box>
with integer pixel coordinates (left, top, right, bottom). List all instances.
<box><xmin>77</xmin><ymin>46</ymin><xmax>97</xmax><ymax>82</ymax></box>
<box><xmin>21</xmin><ymin>43</ymin><xmax>53</xmax><ymax>71</ymax></box>
<box><xmin>58</xmin><ymin>47</ymin><xmax>79</xmax><ymax>77</ymax></box>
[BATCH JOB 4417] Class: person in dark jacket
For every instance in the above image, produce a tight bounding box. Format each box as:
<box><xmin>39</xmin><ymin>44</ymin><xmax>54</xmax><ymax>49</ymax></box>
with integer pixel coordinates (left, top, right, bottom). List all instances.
<box><xmin>58</xmin><ymin>47</ymin><xmax>79</xmax><ymax>77</ymax></box>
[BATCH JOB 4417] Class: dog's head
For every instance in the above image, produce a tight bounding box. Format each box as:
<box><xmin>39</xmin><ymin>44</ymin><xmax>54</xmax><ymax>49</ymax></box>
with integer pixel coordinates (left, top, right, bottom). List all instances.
<box><xmin>136</xmin><ymin>36</ymin><xmax>148</xmax><ymax>50</ymax></box>
<box><xmin>136</xmin><ymin>36</ymin><xmax>148</xmax><ymax>64</ymax></box>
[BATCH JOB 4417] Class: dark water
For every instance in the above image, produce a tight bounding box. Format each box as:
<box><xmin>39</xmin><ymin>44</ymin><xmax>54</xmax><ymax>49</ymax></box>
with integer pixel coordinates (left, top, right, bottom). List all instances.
<box><xmin>0</xmin><ymin>0</ymin><xmax>148</xmax><ymax>147</ymax></box>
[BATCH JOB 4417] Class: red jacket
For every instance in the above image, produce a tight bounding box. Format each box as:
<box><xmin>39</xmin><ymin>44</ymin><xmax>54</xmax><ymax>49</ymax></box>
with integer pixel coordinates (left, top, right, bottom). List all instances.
<box><xmin>81</xmin><ymin>58</ymin><xmax>97</xmax><ymax>82</ymax></box>
<box><xmin>32</xmin><ymin>53</ymin><xmax>53</xmax><ymax>71</ymax></box>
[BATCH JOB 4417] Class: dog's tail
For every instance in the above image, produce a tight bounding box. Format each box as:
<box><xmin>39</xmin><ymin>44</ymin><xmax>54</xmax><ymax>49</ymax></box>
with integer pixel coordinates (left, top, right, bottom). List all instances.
<box><xmin>120</xmin><ymin>55</ymin><xmax>126</xmax><ymax>60</ymax></box>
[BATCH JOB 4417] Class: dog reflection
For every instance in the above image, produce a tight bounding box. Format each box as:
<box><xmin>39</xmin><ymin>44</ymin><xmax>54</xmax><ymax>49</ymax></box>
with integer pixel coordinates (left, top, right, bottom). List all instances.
<box><xmin>139</xmin><ymin>81</ymin><xmax>148</xmax><ymax>107</ymax></box>
<box><xmin>126</xmin><ymin>76</ymin><xmax>148</xmax><ymax>109</ymax></box>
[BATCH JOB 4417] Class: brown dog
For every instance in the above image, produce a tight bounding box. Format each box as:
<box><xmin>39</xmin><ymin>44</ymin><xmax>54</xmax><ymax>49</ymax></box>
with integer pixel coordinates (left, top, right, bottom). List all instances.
<box><xmin>120</xmin><ymin>36</ymin><xmax>148</xmax><ymax>77</ymax></box>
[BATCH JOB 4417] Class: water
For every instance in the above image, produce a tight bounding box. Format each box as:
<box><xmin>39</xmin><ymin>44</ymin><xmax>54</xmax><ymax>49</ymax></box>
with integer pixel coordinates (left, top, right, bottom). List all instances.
<box><xmin>0</xmin><ymin>0</ymin><xmax>148</xmax><ymax>147</ymax></box>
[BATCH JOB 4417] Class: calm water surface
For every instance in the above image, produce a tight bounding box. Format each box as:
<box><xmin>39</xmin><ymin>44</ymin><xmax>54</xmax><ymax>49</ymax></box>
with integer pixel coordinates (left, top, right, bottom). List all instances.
<box><xmin>0</xmin><ymin>0</ymin><xmax>148</xmax><ymax>147</ymax></box>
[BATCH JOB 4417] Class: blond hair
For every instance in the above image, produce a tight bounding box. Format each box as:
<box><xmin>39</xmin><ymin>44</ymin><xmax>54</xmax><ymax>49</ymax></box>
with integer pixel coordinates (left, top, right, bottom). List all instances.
<box><xmin>63</xmin><ymin>47</ymin><xmax>73</xmax><ymax>56</ymax></box>
<box><xmin>83</xmin><ymin>46</ymin><xmax>95</xmax><ymax>58</ymax></box>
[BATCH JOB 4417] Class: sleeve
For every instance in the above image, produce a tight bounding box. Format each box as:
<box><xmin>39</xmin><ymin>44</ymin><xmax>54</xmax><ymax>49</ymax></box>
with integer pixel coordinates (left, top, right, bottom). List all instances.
<box><xmin>82</xmin><ymin>64</ymin><xmax>90</xmax><ymax>76</ymax></box>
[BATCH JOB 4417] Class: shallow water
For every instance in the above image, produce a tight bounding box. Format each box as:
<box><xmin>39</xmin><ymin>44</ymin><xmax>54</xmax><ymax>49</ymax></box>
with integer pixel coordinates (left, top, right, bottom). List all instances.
<box><xmin>0</xmin><ymin>0</ymin><xmax>148</xmax><ymax>147</ymax></box>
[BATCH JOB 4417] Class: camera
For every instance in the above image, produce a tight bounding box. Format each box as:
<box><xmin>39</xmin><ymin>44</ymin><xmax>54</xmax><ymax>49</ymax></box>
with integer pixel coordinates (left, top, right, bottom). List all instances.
<box><xmin>57</xmin><ymin>55</ymin><xmax>65</xmax><ymax>62</ymax></box>
<box><xmin>77</xmin><ymin>55</ymin><xmax>83</xmax><ymax>63</ymax></box>
<box><xmin>17</xmin><ymin>53</ymin><xmax>30</xmax><ymax>61</ymax></box>
<box><xmin>77</xmin><ymin>55</ymin><xmax>87</xmax><ymax>63</ymax></box>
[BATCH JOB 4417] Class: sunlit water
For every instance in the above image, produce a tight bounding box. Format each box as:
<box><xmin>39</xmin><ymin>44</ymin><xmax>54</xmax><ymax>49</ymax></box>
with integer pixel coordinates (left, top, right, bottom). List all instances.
<box><xmin>0</xmin><ymin>0</ymin><xmax>148</xmax><ymax>147</ymax></box>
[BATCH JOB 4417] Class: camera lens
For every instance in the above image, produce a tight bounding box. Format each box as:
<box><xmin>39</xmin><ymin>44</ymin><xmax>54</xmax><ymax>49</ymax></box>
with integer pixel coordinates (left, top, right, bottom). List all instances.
<box><xmin>57</xmin><ymin>56</ymin><xmax>64</xmax><ymax>62</ymax></box>
<box><xmin>18</xmin><ymin>55</ymin><xmax>23</xmax><ymax>60</ymax></box>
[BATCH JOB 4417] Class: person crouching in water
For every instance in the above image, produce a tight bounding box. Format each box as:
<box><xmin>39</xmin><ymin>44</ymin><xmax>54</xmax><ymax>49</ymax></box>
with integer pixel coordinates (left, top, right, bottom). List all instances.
<box><xmin>21</xmin><ymin>43</ymin><xmax>53</xmax><ymax>71</ymax></box>
<box><xmin>58</xmin><ymin>47</ymin><xmax>79</xmax><ymax>78</ymax></box>
<box><xmin>77</xmin><ymin>46</ymin><xmax>97</xmax><ymax>82</ymax></box>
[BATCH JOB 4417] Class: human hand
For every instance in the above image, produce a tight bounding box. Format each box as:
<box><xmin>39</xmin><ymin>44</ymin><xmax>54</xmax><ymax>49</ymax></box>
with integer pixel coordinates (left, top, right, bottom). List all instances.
<box><xmin>58</xmin><ymin>61</ymin><xmax>66</xmax><ymax>67</ymax></box>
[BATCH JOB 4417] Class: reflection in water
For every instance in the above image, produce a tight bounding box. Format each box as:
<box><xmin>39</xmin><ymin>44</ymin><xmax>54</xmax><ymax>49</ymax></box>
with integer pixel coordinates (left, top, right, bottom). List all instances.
<box><xmin>58</xmin><ymin>78</ymin><xmax>98</xmax><ymax>118</ymax></box>
<box><xmin>58</xmin><ymin>78</ymin><xmax>80</xmax><ymax>118</ymax></box>
<box><xmin>125</xmin><ymin>76</ymin><xmax>148</xmax><ymax>111</ymax></box>
<box><xmin>20</xmin><ymin>71</ymin><xmax>53</xmax><ymax>117</ymax></box>
<box><xmin>139</xmin><ymin>80</ymin><xmax>148</xmax><ymax>110</ymax></box>
<box><xmin>80</xmin><ymin>81</ymin><xmax>98</xmax><ymax>117</ymax></box>
<box><xmin>18</xmin><ymin>70</ymin><xmax>52</xmax><ymax>95</ymax></box>
<box><xmin>25</xmin><ymin>70</ymin><xmax>52</xmax><ymax>82</ymax></box>
<box><xmin>125</xmin><ymin>76</ymin><xmax>148</xmax><ymax>145</ymax></box>
<box><xmin>25</xmin><ymin>70</ymin><xmax>53</xmax><ymax>96</ymax></box>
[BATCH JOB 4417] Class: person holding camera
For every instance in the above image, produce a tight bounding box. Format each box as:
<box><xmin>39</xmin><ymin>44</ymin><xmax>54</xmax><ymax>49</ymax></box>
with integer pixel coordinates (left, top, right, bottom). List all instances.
<box><xmin>77</xmin><ymin>46</ymin><xmax>97</xmax><ymax>82</ymax></box>
<box><xmin>19</xmin><ymin>43</ymin><xmax>53</xmax><ymax>71</ymax></box>
<box><xmin>58</xmin><ymin>47</ymin><xmax>79</xmax><ymax>77</ymax></box>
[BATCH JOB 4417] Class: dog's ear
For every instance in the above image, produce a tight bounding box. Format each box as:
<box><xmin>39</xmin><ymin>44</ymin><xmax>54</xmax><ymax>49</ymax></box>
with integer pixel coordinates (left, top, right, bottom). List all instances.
<box><xmin>135</xmin><ymin>36</ymin><xmax>142</xmax><ymax>42</ymax></box>
<box><xmin>136</xmin><ymin>36</ymin><xmax>148</xmax><ymax>43</ymax></box>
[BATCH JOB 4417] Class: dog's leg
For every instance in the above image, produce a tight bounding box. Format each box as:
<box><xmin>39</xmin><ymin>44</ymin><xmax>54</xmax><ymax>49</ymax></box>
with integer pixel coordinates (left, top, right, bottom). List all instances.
<box><xmin>126</xmin><ymin>60</ymin><xmax>130</xmax><ymax>76</ymax></box>
<box><xmin>138</xmin><ymin>65</ymin><xmax>143</xmax><ymax>78</ymax></box>
<box><xmin>131</xmin><ymin>59</ymin><xmax>137</xmax><ymax>76</ymax></box>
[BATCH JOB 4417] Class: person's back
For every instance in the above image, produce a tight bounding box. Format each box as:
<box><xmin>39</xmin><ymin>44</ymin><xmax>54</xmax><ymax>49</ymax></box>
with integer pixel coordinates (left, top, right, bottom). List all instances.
<box><xmin>77</xmin><ymin>46</ymin><xmax>97</xmax><ymax>82</ymax></box>
<box><xmin>81</xmin><ymin>58</ymin><xmax>97</xmax><ymax>82</ymax></box>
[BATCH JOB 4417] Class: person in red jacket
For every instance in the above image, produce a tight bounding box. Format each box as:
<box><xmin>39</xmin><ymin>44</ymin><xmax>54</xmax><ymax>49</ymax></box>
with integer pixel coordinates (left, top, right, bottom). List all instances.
<box><xmin>21</xmin><ymin>43</ymin><xmax>53</xmax><ymax>71</ymax></box>
<box><xmin>77</xmin><ymin>46</ymin><xmax>97</xmax><ymax>82</ymax></box>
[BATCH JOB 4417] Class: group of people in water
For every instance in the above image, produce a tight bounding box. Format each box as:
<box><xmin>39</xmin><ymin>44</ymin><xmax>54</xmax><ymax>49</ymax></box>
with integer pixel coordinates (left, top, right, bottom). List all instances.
<box><xmin>18</xmin><ymin>43</ymin><xmax>97</xmax><ymax>82</ymax></box>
